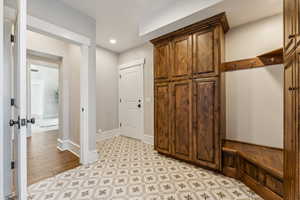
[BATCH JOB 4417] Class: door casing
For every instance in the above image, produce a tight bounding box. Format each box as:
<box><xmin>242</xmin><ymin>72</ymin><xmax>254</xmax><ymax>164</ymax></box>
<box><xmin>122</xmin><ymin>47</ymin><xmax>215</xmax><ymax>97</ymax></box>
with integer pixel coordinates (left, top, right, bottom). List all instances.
<box><xmin>119</xmin><ymin>59</ymin><xmax>145</xmax><ymax>140</ymax></box>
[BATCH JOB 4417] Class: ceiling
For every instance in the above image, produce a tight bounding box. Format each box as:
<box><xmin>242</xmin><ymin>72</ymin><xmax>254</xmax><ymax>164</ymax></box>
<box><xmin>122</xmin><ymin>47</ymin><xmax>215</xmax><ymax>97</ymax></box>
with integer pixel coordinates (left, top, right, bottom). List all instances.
<box><xmin>61</xmin><ymin>0</ymin><xmax>283</xmax><ymax>53</ymax></box>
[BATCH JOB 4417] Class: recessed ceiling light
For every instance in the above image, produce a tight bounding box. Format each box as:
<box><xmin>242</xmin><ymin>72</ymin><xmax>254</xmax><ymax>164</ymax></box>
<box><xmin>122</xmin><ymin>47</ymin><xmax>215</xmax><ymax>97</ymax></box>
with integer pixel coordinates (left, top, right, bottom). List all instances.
<box><xmin>109</xmin><ymin>39</ymin><xmax>117</xmax><ymax>44</ymax></box>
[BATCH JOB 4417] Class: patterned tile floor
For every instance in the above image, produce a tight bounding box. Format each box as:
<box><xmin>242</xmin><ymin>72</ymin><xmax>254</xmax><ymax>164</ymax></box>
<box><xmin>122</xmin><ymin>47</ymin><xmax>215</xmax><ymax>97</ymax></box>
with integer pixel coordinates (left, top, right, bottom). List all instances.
<box><xmin>28</xmin><ymin>136</ymin><xmax>263</xmax><ymax>200</ymax></box>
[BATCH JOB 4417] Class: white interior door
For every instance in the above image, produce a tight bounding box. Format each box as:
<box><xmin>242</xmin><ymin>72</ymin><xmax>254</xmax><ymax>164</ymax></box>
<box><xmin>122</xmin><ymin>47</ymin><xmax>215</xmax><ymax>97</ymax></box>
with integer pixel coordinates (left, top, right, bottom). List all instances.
<box><xmin>119</xmin><ymin>61</ymin><xmax>144</xmax><ymax>140</ymax></box>
<box><xmin>12</xmin><ymin>0</ymin><xmax>28</xmax><ymax>199</ymax></box>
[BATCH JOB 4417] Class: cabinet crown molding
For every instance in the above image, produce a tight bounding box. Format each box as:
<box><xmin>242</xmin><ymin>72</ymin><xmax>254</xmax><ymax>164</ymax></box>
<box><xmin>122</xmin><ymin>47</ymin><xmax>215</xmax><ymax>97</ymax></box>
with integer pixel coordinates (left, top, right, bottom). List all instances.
<box><xmin>150</xmin><ymin>12</ymin><xmax>229</xmax><ymax>44</ymax></box>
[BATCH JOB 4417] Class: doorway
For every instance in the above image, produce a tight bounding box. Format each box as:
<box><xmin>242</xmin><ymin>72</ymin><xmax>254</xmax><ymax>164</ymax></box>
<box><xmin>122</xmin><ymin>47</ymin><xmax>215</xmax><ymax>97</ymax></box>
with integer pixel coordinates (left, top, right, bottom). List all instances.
<box><xmin>1</xmin><ymin>4</ymin><xmax>96</xmax><ymax>198</ymax></box>
<box><xmin>28</xmin><ymin>58</ymin><xmax>60</xmax><ymax>134</ymax></box>
<box><xmin>119</xmin><ymin>59</ymin><xmax>144</xmax><ymax>140</ymax></box>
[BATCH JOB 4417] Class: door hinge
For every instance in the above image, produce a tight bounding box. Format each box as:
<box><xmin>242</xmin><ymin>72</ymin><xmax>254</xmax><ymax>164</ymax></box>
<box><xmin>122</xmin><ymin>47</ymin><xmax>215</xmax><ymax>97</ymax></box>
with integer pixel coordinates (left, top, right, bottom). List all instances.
<box><xmin>120</xmin><ymin>98</ymin><xmax>122</xmax><ymax>103</ymax></box>
<box><xmin>11</xmin><ymin>161</ymin><xmax>15</xmax><ymax>169</ymax></box>
<box><xmin>119</xmin><ymin>75</ymin><xmax>122</xmax><ymax>79</ymax></box>
<box><xmin>120</xmin><ymin>123</ymin><xmax>122</xmax><ymax>127</ymax></box>
<box><xmin>10</xmin><ymin>98</ymin><xmax>15</xmax><ymax>106</ymax></box>
<box><xmin>10</xmin><ymin>34</ymin><xmax>15</xmax><ymax>43</ymax></box>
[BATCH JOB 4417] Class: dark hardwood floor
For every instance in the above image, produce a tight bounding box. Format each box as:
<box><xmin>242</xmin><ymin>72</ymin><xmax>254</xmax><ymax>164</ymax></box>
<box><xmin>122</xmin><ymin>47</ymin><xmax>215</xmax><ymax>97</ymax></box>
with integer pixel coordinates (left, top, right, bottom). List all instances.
<box><xmin>27</xmin><ymin>130</ymin><xmax>80</xmax><ymax>185</ymax></box>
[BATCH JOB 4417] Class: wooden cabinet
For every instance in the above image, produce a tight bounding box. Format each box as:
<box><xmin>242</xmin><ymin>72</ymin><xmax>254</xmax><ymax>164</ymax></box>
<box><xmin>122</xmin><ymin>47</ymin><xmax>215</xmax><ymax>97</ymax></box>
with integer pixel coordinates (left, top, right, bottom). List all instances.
<box><xmin>192</xmin><ymin>78</ymin><xmax>220</xmax><ymax>170</ymax></box>
<box><xmin>154</xmin><ymin>41</ymin><xmax>171</xmax><ymax>82</ymax></box>
<box><xmin>154</xmin><ymin>82</ymin><xmax>171</xmax><ymax>154</ymax></box>
<box><xmin>171</xmin><ymin>35</ymin><xmax>192</xmax><ymax>80</ymax></box>
<box><xmin>284</xmin><ymin>0</ymin><xmax>297</xmax><ymax>56</ymax></box>
<box><xmin>152</xmin><ymin>13</ymin><xmax>228</xmax><ymax>171</ymax></box>
<box><xmin>193</xmin><ymin>28</ymin><xmax>219</xmax><ymax>77</ymax></box>
<box><xmin>171</xmin><ymin>80</ymin><xmax>192</xmax><ymax>161</ymax></box>
<box><xmin>284</xmin><ymin>0</ymin><xmax>300</xmax><ymax>198</ymax></box>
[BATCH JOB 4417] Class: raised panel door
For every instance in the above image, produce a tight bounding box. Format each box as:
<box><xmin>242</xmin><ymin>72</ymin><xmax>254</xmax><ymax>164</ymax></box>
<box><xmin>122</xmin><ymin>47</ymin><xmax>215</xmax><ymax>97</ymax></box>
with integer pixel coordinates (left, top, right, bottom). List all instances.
<box><xmin>284</xmin><ymin>53</ymin><xmax>297</xmax><ymax>200</ymax></box>
<box><xmin>171</xmin><ymin>35</ymin><xmax>192</xmax><ymax>80</ymax></box>
<box><xmin>193</xmin><ymin>28</ymin><xmax>219</xmax><ymax>77</ymax></box>
<box><xmin>154</xmin><ymin>41</ymin><xmax>170</xmax><ymax>81</ymax></box>
<box><xmin>192</xmin><ymin>77</ymin><xmax>220</xmax><ymax>170</ymax></box>
<box><xmin>171</xmin><ymin>80</ymin><xmax>192</xmax><ymax>161</ymax></box>
<box><xmin>154</xmin><ymin>82</ymin><xmax>171</xmax><ymax>154</ymax></box>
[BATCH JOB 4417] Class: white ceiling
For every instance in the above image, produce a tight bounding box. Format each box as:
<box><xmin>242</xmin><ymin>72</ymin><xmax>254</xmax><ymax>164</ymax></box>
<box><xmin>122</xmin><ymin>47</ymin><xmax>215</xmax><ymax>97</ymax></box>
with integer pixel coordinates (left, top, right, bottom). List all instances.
<box><xmin>61</xmin><ymin>0</ymin><xmax>282</xmax><ymax>53</ymax></box>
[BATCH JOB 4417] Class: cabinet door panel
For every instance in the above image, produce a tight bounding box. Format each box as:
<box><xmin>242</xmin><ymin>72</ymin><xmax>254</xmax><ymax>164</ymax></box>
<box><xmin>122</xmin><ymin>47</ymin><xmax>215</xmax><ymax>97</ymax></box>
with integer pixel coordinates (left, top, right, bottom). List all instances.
<box><xmin>171</xmin><ymin>80</ymin><xmax>192</xmax><ymax>160</ymax></box>
<box><xmin>154</xmin><ymin>83</ymin><xmax>171</xmax><ymax>154</ymax></box>
<box><xmin>284</xmin><ymin>55</ymin><xmax>296</xmax><ymax>200</ymax></box>
<box><xmin>154</xmin><ymin>42</ymin><xmax>170</xmax><ymax>81</ymax></box>
<box><xmin>193</xmin><ymin>28</ymin><xmax>219</xmax><ymax>76</ymax></box>
<box><xmin>171</xmin><ymin>35</ymin><xmax>192</xmax><ymax>80</ymax></box>
<box><xmin>193</xmin><ymin>78</ymin><xmax>220</xmax><ymax>170</ymax></box>
<box><xmin>284</xmin><ymin>0</ymin><xmax>296</xmax><ymax>56</ymax></box>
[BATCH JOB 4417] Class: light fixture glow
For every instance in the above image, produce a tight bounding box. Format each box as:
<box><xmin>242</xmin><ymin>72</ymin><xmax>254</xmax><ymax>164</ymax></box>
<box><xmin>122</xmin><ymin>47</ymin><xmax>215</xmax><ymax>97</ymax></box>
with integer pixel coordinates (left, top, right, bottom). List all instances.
<box><xmin>109</xmin><ymin>39</ymin><xmax>117</xmax><ymax>44</ymax></box>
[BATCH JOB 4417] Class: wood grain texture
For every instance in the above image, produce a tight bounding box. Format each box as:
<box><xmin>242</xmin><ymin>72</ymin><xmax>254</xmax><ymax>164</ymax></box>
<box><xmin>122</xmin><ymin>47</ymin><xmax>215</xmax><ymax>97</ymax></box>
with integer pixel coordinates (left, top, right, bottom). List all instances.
<box><xmin>171</xmin><ymin>35</ymin><xmax>192</xmax><ymax>80</ymax></box>
<box><xmin>192</xmin><ymin>28</ymin><xmax>219</xmax><ymax>77</ymax></box>
<box><xmin>150</xmin><ymin>12</ymin><xmax>229</xmax><ymax>45</ymax></box>
<box><xmin>154</xmin><ymin>41</ymin><xmax>170</xmax><ymax>82</ymax></box>
<box><xmin>171</xmin><ymin>80</ymin><xmax>193</xmax><ymax>161</ymax></box>
<box><xmin>222</xmin><ymin>48</ymin><xmax>283</xmax><ymax>72</ymax></box>
<box><xmin>284</xmin><ymin>0</ymin><xmax>297</xmax><ymax>58</ymax></box>
<box><xmin>192</xmin><ymin>77</ymin><xmax>220</xmax><ymax>170</ymax></box>
<box><xmin>27</xmin><ymin>130</ymin><xmax>80</xmax><ymax>185</ymax></box>
<box><xmin>154</xmin><ymin>82</ymin><xmax>171</xmax><ymax>154</ymax></box>
<box><xmin>222</xmin><ymin>141</ymin><xmax>284</xmax><ymax>200</ymax></box>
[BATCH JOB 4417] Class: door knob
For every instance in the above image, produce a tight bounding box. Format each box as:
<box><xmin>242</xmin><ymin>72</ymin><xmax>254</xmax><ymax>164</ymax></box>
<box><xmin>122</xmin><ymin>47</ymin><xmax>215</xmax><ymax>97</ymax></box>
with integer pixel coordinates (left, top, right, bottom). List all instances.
<box><xmin>27</xmin><ymin>118</ymin><xmax>35</xmax><ymax>124</ymax></box>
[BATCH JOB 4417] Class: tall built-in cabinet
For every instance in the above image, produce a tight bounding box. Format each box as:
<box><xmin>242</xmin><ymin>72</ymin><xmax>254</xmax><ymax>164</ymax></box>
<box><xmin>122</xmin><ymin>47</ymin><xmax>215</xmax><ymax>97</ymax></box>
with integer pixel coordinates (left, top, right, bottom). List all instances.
<box><xmin>284</xmin><ymin>0</ymin><xmax>300</xmax><ymax>199</ymax></box>
<box><xmin>152</xmin><ymin>13</ymin><xmax>228</xmax><ymax>171</ymax></box>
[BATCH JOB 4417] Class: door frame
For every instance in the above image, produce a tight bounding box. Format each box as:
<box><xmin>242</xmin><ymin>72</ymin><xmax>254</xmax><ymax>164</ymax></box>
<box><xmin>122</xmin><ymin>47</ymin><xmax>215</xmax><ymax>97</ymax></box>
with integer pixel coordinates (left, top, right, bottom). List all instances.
<box><xmin>0</xmin><ymin>0</ymin><xmax>5</xmax><ymax>199</ymax></box>
<box><xmin>1</xmin><ymin>5</ymin><xmax>96</xmax><ymax>198</ymax></box>
<box><xmin>118</xmin><ymin>59</ymin><xmax>145</xmax><ymax>140</ymax></box>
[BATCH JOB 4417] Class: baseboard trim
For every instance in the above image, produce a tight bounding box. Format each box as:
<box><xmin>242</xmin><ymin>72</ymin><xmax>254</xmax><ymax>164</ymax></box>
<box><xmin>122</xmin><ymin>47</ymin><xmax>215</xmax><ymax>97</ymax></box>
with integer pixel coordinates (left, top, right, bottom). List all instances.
<box><xmin>96</xmin><ymin>128</ymin><xmax>120</xmax><ymax>142</ymax></box>
<box><xmin>57</xmin><ymin>139</ymin><xmax>80</xmax><ymax>157</ymax></box>
<box><xmin>143</xmin><ymin>135</ymin><xmax>154</xmax><ymax>145</ymax></box>
<box><xmin>87</xmin><ymin>150</ymin><xmax>99</xmax><ymax>164</ymax></box>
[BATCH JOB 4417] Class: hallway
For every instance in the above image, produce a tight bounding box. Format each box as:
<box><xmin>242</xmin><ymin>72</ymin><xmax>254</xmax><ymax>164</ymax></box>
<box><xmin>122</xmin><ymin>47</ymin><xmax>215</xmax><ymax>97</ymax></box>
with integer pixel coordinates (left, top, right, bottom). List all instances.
<box><xmin>27</xmin><ymin>130</ymin><xmax>80</xmax><ymax>185</ymax></box>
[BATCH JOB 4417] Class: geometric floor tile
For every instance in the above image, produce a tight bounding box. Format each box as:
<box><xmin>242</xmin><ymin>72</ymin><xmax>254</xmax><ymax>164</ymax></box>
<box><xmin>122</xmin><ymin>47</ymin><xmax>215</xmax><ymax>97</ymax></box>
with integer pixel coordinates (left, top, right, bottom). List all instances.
<box><xmin>28</xmin><ymin>136</ymin><xmax>263</xmax><ymax>200</ymax></box>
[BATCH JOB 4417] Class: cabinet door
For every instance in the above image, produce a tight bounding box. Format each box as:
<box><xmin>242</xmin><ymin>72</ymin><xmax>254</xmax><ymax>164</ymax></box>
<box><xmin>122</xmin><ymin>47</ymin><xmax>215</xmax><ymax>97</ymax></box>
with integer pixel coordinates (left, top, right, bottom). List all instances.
<box><xmin>193</xmin><ymin>28</ymin><xmax>219</xmax><ymax>77</ymax></box>
<box><xmin>154</xmin><ymin>41</ymin><xmax>170</xmax><ymax>81</ymax></box>
<box><xmin>284</xmin><ymin>0</ymin><xmax>297</xmax><ymax>56</ymax></box>
<box><xmin>154</xmin><ymin>82</ymin><xmax>171</xmax><ymax>154</ymax></box>
<box><xmin>284</xmin><ymin>55</ymin><xmax>296</xmax><ymax>200</ymax></box>
<box><xmin>192</xmin><ymin>78</ymin><xmax>220</xmax><ymax>170</ymax></box>
<box><xmin>171</xmin><ymin>80</ymin><xmax>192</xmax><ymax>161</ymax></box>
<box><xmin>171</xmin><ymin>35</ymin><xmax>192</xmax><ymax>80</ymax></box>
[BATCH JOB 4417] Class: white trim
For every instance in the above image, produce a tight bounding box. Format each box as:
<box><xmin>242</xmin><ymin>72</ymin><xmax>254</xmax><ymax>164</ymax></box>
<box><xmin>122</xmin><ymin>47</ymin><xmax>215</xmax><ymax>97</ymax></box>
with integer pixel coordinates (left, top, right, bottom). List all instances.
<box><xmin>4</xmin><ymin>6</ymin><xmax>91</xmax><ymax>46</ymax></box>
<box><xmin>87</xmin><ymin>150</ymin><xmax>99</xmax><ymax>164</ymax></box>
<box><xmin>119</xmin><ymin>58</ymin><xmax>145</xmax><ymax>70</ymax></box>
<box><xmin>0</xmin><ymin>1</ymin><xmax>4</xmax><ymax>198</ymax></box>
<box><xmin>96</xmin><ymin>129</ymin><xmax>120</xmax><ymax>141</ymax></box>
<box><xmin>119</xmin><ymin>59</ymin><xmax>145</xmax><ymax>141</ymax></box>
<box><xmin>143</xmin><ymin>135</ymin><xmax>154</xmax><ymax>145</ymax></box>
<box><xmin>15</xmin><ymin>0</ymin><xmax>28</xmax><ymax>198</ymax></box>
<box><xmin>57</xmin><ymin>139</ymin><xmax>80</xmax><ymax>157</ymax></box>
<box><xmin>27</xmin><ymin>15</ymin><xmax>91</xmax><ymax>46</ymax></box>
<box><xmin>80</xmin><ymin>45</ymin><xmax>90</xmax><ymax>165</ymax></box>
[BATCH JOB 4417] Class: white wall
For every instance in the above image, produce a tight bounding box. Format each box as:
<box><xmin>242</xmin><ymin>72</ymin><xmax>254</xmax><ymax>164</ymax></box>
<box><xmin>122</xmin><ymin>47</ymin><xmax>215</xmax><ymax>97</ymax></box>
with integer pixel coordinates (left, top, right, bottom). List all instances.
<box><xmin>225</xmin><ymin>14</ymin><xmax>283</xmax><ymax>148</ymax></box>
<box><xmin>96</xmin><ymin>47</ymin><xmax>119</xmax><ymax>132</ymax></box>
<box><xmin>118</xmin><ymin>43</ymin><xmax>154</xmax><ymax>136</ymax></box>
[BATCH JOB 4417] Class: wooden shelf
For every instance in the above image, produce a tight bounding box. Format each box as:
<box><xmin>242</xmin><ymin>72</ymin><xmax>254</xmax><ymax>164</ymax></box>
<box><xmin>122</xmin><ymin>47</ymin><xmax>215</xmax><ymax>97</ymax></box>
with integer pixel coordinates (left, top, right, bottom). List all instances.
<box><xmin>222</xmin><ymin>48</ymin><xmax>283</xmax><ymax>72</ymax></box>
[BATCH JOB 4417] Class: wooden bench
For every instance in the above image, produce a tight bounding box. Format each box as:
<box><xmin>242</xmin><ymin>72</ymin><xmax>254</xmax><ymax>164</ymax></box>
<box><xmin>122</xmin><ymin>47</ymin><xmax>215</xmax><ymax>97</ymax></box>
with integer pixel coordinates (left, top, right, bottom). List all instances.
<box><xmin>222</xmin><ymin>140</ymin><xmax>283</xmax><ymax>200</ymax></box>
